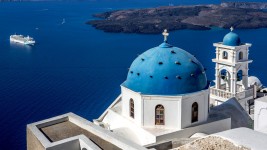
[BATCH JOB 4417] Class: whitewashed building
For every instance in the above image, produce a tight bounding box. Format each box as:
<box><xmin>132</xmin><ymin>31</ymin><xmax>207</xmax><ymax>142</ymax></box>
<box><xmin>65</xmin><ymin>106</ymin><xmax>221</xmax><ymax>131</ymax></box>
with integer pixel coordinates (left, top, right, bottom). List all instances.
<box><xmin>254</xmin><ymin>96</ymin><xmax>267</xmax><ymax>133</ymax></box>
<box><xmin>93</xmin><ymin>30</ymin><xmax>229</xmax><ymax>146</ymax></box>
<box><xmin>27</xmin><ymin>29</ymin><xmax>267</xmax><ymax>150</ymax></box>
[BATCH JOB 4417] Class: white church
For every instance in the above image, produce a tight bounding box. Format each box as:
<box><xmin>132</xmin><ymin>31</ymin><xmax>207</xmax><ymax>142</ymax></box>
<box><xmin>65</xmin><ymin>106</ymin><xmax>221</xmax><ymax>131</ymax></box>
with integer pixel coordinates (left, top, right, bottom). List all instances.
<box><xmin>94</xmin><ymin>29</ymin><xmax>210</xmax><ymax>145</ymax></box>
<box><xmin>27</xmin><ymin>29</ymin><xmax>267</xmax><ymax>150</ymax></box>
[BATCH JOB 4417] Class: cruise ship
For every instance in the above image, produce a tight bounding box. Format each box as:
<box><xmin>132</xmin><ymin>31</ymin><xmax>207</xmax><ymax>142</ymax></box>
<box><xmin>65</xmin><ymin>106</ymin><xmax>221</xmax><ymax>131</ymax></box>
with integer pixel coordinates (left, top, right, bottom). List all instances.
<box><xmin>10</xmin><ymin>34</ymin><xmax>35</xmax><ymax>45</ymax></box>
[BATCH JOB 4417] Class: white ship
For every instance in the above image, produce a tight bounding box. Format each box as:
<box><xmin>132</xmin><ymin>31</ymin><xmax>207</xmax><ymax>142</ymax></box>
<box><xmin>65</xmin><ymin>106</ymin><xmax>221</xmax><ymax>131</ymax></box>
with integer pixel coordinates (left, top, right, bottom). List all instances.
<box><xmin>10</xmin><ymin>34</ymin><xmax>35</xmax><ymax>45</ymax></box>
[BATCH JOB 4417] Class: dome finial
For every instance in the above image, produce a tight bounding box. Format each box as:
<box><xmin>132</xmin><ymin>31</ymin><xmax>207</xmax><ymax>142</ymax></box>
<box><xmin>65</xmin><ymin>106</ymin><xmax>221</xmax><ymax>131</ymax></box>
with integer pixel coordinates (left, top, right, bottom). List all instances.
<box><xmin>230</xmin><ymin>26</ymin><xmax>234</xmax><ymax>32</ymax></box>
<box><xmin>162</xmin><ymin>29</ymin><xmax>169</xmax><ymax>42</ymax></box>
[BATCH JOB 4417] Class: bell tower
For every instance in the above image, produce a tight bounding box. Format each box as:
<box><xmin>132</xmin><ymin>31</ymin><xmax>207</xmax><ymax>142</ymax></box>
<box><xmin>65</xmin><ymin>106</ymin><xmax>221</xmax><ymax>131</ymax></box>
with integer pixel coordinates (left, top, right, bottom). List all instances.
<box><xmin>210</xmin><ymin>27</ymin><xmax>253</xmax><ymax>105</ymax></box>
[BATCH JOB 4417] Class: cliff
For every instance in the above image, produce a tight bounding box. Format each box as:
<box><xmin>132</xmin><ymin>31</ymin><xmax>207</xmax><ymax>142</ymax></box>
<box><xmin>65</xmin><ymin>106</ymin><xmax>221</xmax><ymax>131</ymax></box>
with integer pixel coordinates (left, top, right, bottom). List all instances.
<box><xmin>221</xmin><ymin>2</ymin><xmax>267</xmax><ymax>9</ymax></box>
<box><xmin>88</xmin><ymin>3</ymin><xmax>267</xmax><ymax>34</ymax></box>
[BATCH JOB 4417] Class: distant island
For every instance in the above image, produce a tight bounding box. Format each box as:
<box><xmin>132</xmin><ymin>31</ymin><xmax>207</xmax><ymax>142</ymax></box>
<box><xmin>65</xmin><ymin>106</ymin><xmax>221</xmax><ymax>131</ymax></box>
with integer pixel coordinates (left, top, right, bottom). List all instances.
<box><xmin>87</xmin><ymin>2</ymin><xmax>267</xmax><ymax>34</ymax></box>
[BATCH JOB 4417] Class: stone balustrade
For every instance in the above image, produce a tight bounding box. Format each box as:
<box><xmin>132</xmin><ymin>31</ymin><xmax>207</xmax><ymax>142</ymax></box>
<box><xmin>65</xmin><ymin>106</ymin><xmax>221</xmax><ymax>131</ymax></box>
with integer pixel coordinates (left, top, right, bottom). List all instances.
<box><xmin>210</xmin><ymin>86</ymin><xmax>254</xmax><ymax>101</ymax></box>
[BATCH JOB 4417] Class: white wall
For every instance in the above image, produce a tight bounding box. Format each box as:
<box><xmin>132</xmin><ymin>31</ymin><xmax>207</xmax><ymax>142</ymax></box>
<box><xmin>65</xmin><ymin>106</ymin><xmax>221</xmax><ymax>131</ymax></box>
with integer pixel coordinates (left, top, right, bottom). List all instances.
<box><xmin>254</xmin><ymin>98</ymin><xmax>267</xmax><ymax>131</ymax></box>
<box><xmin>121</xmin><ymin>87</ymin><xmax>143</xmax><ymax>126</ymax></box>
<box><xmin>156</xmin><ymin>118</ymin><xmax>231</xmax><ymax>143</ymax></box>
<box><xmin>121</xmin><ymin>87</ymin><xmax>209</xmax><ymax>130</ymax></box>
<box><xmin>216</xmin><ymin>44</ymin><xmax>250</xmax><ymax>64</ymax></box>
<box><xmin>142</xmin><ymin>96</ymin><xmax>181</xmax><ymax>129</ymax></box>
<box><xmin>181</xmin><ymin>90</ymin><xmax>209</xmax><ymax>128</ymax></box>
<box><xmin>218</xmin><ymin>48</ymin><xmax>233</xmax><ymax>63</ymax></box>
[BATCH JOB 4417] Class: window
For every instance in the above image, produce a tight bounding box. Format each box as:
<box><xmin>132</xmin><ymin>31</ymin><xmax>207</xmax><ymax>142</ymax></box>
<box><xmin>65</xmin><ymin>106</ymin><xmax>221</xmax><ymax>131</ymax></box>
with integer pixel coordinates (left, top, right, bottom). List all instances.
<box><xmin>192</xmin><ymin>102</ymin><xmax>198</xmax><ymax>123</ymax></box>
<box><xmin>222</xmin><ymin>51</ymin><xmax>228</xmax><ymax>59</ymax></box>
<box><xmin>155</xmin><ymin>105</ymin><xmax>164</xmax><ymax>125</ymax></box>
<box><xmin>239</xmin><ymin>52</ymin><xmax>243</xmax><ymax>60</ymax></box>
<box><xmin>130</xmin><ymin>99</ymin><xmax>134</xmax><ymax>118</ymax></box>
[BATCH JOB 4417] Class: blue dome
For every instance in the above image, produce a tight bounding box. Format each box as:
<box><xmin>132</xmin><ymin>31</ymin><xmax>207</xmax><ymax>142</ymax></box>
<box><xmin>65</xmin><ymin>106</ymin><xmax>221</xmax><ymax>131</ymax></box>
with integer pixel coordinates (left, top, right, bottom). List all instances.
<box><xmin>122</xmin><ymin>42</ymin><xmax>207</xmax><ymax>95</ymax></box>
<box><xmin>223</xmin><ymin>31</ymin><xmax>241</xmax><ymax>46</ymax></box>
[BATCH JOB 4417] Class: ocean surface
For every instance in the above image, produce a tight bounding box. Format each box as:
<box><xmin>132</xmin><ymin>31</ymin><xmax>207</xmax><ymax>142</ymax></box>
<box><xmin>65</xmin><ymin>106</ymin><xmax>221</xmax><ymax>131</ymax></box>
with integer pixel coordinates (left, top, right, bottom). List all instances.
<box><xmin>0</xmin><ymin>0</ymin><xmax>267</xmax><ymax>149</ymax></box>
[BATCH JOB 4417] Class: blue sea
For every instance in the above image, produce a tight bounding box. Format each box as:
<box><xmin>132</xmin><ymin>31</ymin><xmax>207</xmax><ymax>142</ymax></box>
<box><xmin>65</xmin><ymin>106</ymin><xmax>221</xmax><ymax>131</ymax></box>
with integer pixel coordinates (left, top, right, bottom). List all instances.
<box><xmin>0</xmin><ymin>0</ymin><xmax>267</xmax><ymax>149</ymax></box>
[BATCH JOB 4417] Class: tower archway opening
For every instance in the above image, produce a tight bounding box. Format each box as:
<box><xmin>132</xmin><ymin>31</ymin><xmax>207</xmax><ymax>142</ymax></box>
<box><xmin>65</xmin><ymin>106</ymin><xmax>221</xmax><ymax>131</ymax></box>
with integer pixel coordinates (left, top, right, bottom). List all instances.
<box><xmin>219</xmin><ymin>69</ymin><xmax>231</xmax><ymax>92</ymax></box>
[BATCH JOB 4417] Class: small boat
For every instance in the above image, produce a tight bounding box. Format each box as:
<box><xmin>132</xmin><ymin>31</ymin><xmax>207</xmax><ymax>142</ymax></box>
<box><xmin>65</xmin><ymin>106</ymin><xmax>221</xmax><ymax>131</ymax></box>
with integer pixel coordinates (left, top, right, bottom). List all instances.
<box><xmin>62</xmin><ymin>18</ymin><xmax>66</xmax><ymax>25</ymax></box>
<box><xmin>10</xmin><ymin>34</ymin><xmax>35</xmax><ymax>45</ymax></box>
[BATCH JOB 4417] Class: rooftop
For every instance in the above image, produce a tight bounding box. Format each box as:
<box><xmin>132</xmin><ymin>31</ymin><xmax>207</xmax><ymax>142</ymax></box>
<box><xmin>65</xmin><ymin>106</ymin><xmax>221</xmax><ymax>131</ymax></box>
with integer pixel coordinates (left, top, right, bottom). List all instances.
<box><xmin>40</xmin><ymin>121</ymin><xmax>98</xmax><ymax>143</ymax></box>
<box><xmin>27</xmin><ymin>113</ymin><xmax>147</xmax><ymax>150</ymax></box>
<box><xmin>255</xmin><ymin>95</ymin><xmax>267</xmax><ymax>103</ymax></box>
<box><xmin>214</xmin><ymin>128</ymin><xmax>267</xmax><ymax>150</ymax></box>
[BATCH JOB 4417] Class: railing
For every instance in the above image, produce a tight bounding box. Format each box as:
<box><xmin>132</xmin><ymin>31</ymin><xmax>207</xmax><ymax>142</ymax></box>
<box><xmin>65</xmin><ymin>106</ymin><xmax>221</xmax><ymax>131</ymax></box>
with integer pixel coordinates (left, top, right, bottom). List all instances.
<box><xmin>210</xmin><ymin>86</ymin><xmax>254</xmax><ymax>100</ymax></box>
<box><xmin>210</xmin><ymin>87</ymin><xmax>234</xmax><ymax>99</ymax></box>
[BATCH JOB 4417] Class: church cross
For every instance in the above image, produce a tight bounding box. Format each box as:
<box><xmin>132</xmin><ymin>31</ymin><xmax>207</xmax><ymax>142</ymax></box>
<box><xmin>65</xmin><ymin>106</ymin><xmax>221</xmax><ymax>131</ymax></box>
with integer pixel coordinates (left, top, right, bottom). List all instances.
<box><xmin>230</xmin><ymin>26</ymin><xmax>234</xmax><ymax>32</ymax></box>
<box><xmin>162</xmin><ymin>29</ymin><xmax>169</xmax><ymax>42</ymax></box>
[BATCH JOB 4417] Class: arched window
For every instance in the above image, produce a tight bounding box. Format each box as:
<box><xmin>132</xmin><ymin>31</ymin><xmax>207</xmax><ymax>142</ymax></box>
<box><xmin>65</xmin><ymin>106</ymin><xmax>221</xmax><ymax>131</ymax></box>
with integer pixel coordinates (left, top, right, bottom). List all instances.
<box><xmin>130</xmin><ymin>99</ymin><xmax>134</xmax><ymax>118</ymax></box>
<box><xmin>222</xmin><ymin>51</ymin><xmax>228</xmax><ymax>59</ymax></box>
<box><xmin>155</xmin><ymin>105</ymin><xmax>164</xmax><ymax>125</ymax></box>
<box><xmin>239</xmin><ymin>51</ymin><xmax>243</xmax><ymax>60</ymax></box>
<box><xmin>192</xmin><ymin>102</ymin><xmax>198</xmax><ymax>123</ymax></box>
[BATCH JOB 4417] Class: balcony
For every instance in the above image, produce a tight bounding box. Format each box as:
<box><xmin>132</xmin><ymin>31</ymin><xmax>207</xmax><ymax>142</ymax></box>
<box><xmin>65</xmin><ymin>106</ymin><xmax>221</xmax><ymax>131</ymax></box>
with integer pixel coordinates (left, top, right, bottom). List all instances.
<box><xmin>210</xmin><ymin>86</ymin><xmax>254</xmax><ymax>102</ymax></box>
<box><xmin>210</xmin><ymin>87</ymin><xmax>234</xmax><ymax>100</ymax></box>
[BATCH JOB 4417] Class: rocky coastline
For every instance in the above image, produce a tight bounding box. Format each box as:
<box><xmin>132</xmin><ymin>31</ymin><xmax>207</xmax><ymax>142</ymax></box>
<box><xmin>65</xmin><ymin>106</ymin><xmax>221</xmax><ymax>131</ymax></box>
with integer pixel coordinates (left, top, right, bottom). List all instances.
<box><xmin>87</xmin><ymin>2</ymin><xmax>267</xmax><ymax>34</ymax></box>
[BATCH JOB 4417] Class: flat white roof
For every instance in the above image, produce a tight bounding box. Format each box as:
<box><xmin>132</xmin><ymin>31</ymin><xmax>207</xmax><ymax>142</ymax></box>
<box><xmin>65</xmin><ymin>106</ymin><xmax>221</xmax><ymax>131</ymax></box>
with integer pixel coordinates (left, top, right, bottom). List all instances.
<box><xmin>214</xmin><ymin>127</ymin><xmax>267</xmax><ymax>150</ymax></box>
<box><xmin>255</xmin><ymin>96</ymin><xmax>267</xmax><ymax>103</ymax></box>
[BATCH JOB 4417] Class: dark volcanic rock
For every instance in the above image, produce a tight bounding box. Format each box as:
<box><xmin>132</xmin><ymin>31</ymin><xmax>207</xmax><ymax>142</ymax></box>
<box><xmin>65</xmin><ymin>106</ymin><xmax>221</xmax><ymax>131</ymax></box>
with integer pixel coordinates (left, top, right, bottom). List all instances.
<box><xmin>87</xmin><ymin>3</ymin><xmax>267</xmax><ymax>34</ymax></box>
<box><xmin>221</xmin><ymin>2</ymin><xmax>267</xmax><ymax>9</ymax></box>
